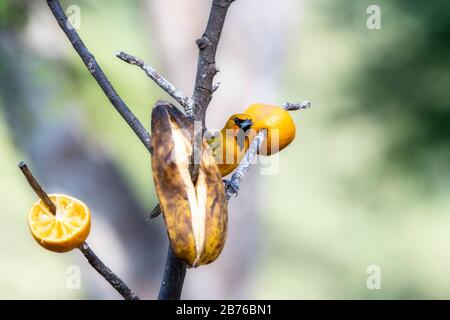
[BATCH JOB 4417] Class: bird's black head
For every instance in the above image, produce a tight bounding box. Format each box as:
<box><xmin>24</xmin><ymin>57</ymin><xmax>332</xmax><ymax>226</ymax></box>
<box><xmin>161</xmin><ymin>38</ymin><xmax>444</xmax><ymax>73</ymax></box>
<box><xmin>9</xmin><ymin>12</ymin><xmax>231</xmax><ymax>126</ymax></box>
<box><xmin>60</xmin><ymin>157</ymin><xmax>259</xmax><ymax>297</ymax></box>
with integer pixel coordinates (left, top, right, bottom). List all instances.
<box><xmin>234</xmin><ymin>117</ymin><xmax>253</xmax><ymax>133</ymax></box>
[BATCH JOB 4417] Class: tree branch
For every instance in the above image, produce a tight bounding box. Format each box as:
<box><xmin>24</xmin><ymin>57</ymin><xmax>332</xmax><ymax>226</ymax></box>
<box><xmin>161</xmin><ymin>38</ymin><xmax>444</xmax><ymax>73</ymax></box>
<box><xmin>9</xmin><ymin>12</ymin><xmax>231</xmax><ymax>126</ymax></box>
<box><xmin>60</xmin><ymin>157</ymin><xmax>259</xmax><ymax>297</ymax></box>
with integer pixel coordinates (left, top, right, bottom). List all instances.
<box><xmin>79</xmin><ymin>242</ymin><xmax>139</xmax><ymax>300</ymax></box>
<box><xmin>192</xmin><ymin>0</ymin><xmax>235</xmax><ymax>125</ymax></box>
<box><xmin>116</xmin><ymin>51</ymin><xmax>195</xmax><ymax>118</ymax></box>
<box><xmin>46</xmin><ymin>0</ymin><xmax>151</xmax><ymax>153</ymax></box>
<box><xmin>19</xmin><ymin>161</ymin><xmax>56</xmax><ymax>213</ymax></box>
<box><xmin>225</xmin><ymin>129</ymin><xmax>267</xmax><ymax>200</ymax></box>
<box><xmin>18</xmin><ymin>161</ymin><xmax>139</xmax><ymax>300</ymax></box>
<box><xmin>157</xmin><ymin>246</ymin><xmax>187</xmax><ymax>300</ymax></box>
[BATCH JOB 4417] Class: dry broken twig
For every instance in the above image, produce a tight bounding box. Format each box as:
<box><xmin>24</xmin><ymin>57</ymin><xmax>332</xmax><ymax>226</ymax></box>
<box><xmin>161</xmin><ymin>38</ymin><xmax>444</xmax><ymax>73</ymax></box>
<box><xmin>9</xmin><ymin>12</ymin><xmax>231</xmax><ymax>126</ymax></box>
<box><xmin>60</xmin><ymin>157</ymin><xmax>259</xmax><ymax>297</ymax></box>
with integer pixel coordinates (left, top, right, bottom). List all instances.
<box><xmin>116</xmin><ymin>51</ymin><xmax>195</xmax><ymax>118</ymax></box>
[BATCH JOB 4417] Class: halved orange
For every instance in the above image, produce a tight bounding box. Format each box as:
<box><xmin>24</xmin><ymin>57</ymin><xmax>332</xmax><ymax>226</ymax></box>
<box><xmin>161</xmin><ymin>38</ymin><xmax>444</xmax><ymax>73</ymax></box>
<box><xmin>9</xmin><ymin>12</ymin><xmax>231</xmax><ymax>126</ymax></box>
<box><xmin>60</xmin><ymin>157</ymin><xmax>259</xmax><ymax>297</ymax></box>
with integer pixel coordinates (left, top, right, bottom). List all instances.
<box><xmin>245</xmin><ymin>103</ymin><xmax>296</xmax><ymax>155</ymax></box>
<box><xmin>28</xmin><ymin>194</ymin><xmax>91</xmax><ymax>253</ymax></box>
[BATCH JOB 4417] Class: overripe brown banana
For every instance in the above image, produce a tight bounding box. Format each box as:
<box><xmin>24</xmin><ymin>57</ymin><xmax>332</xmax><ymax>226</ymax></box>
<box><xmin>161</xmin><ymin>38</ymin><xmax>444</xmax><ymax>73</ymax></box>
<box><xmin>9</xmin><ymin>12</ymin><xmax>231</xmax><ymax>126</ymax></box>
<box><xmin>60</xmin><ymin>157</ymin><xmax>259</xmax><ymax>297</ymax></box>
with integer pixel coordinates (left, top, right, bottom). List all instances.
<box><xmin>151</xmin><ymin>102</ymin><xmax>228</xmax><ymax>267</ymax></box>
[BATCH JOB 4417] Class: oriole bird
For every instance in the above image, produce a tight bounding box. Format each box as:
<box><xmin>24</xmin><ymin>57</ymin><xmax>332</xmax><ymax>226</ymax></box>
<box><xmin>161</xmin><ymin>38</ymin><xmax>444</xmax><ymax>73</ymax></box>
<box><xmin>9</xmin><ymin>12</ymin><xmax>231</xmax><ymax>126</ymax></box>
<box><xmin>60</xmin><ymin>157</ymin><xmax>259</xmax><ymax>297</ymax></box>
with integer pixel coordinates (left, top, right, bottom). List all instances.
<box><xmin>208</xmin><ymin>103</ymin><xmax>296</xmax><ymax>174</ymax></box>
<box><xmin>207</xmin><ymin>113</ymin><xmax>254</xmax><ymax>177</ymax></box>
<box><xmin>150</xmin><ymin>103</ymin><xmax>296</xmax><ymax>219</ymax></box>
<box><xmin>244</xmin><ymin>103</ymin><xmax>296</xmax><ymax>156</ymax></box>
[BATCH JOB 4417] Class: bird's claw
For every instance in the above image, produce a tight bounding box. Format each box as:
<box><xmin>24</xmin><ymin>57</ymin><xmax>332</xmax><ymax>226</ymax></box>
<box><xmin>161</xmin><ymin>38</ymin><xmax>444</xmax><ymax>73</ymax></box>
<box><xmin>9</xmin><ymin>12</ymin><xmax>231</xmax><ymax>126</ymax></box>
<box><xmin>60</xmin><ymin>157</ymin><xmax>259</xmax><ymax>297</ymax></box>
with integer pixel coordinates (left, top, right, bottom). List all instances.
<box><xmin>223</xmin><ymin>179</ymin><xmax>239</xmax><ymax>197</ymax></box>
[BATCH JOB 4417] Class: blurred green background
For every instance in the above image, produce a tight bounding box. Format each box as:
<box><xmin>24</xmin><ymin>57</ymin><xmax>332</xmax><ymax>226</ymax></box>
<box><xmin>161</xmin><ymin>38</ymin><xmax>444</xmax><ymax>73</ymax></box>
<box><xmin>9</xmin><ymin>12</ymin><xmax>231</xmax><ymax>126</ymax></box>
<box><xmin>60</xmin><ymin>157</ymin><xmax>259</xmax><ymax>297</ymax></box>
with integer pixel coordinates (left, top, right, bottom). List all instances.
<box><xmin>1</xmin><ymin>0</ymin><xmax>449</xmax><ymax>299</ymax></box>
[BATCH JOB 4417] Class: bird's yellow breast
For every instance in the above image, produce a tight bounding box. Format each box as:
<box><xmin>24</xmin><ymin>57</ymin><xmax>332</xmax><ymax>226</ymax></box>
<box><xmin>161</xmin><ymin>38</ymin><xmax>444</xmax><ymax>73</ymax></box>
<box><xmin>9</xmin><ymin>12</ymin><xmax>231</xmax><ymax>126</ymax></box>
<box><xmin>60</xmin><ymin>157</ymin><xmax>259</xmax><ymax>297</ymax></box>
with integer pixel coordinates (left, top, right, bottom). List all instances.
<box><xmin>209</xmin><ymin>130</ymin><xmax>250</xmax><ymax>177</ymax></box>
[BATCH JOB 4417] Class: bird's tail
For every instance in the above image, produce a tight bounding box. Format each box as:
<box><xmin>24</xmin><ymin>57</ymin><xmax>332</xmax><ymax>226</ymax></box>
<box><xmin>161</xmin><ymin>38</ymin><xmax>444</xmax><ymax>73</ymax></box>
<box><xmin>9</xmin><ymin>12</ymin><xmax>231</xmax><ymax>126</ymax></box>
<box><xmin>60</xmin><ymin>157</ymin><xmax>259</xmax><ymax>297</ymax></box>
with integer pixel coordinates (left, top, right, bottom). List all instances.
<box><xmin>147</xmin><ymin>203</ymin><xmax>162</xmax><ymax>220</ymax></box>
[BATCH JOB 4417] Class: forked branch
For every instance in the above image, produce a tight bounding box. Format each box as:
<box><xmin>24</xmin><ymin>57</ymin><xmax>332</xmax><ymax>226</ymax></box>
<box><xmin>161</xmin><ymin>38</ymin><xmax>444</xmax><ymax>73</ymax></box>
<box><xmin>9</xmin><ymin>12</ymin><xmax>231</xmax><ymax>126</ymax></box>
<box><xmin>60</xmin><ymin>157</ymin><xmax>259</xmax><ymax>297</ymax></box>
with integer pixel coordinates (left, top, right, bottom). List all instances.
<box><xmin>116</xmin><ymin>51</ymin><xmax>195</xmax><ymax>118</ymax></box>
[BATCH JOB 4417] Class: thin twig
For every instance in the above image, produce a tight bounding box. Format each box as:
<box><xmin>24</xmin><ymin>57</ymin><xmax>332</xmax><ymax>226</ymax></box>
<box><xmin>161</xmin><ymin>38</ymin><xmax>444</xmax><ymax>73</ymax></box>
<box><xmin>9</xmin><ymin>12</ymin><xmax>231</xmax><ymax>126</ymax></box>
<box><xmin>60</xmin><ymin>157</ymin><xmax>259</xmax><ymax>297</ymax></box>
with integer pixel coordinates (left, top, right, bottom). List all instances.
<box><xmin>116</xmin><ymin>51</ymin><xmax>194</xmax><ymax>118</ymax></box>
<box><xmin>283</xmin><ymin>100</ymin><xmax>311</xmax><ymax>111</ymax></box>
<box><xmin>212</xmin><ymin>82</ymin><xmax>221</xmax><ymax>93</ymax></box>
<box><xmin>225</xmin><ymin>129</ymin><xmax>267</xmax><ymax>200</ymax></box>
<box><xmin>79</xmin><ymin>242</ymin><xmax>140</xmax><ymax>300</ymax></box>
<box><xmin>46</xmin><ymin>0</ymin><xmax>151</xmax><ymax>153</ymax></box>
<box><xmin>18</xmin><ymin>161</ymin><xmax>139</xmax><ymax>300</ymax></box>
<box><xmin>19</xmin><ymin>162</ymin><xmax>56</xmax><ymax>214</ymax></box>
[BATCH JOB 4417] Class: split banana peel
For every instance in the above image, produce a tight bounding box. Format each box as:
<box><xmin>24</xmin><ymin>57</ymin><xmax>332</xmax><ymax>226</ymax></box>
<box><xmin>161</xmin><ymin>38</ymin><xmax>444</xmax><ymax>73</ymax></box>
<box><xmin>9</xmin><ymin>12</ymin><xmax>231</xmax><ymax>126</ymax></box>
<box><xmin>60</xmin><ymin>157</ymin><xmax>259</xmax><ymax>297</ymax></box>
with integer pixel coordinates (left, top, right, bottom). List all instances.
<box><xmin>151</xmin><ymin>102</ymin><xmax>228</xmax><ymax>267</ymax></box>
